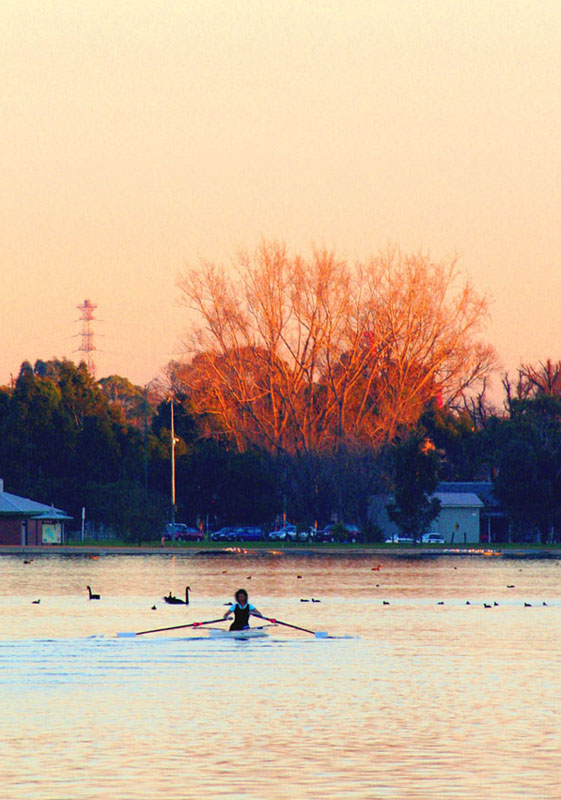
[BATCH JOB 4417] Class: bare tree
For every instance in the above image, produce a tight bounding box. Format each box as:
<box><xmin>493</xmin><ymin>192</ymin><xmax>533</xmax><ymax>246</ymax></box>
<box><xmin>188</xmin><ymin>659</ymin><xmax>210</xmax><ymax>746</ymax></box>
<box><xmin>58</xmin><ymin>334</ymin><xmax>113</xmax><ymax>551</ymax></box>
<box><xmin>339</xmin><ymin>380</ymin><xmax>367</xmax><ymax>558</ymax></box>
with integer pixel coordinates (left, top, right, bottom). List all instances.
<box><xmin>519</xmin><ymin>359</ymin><xmax>561</xmax><ymax>397</ymax></box>
<box><xmin>355</xmin><ymin>248</ymin><xmax>498</xmax><ymax>442</ymax></box>
<box><xmin>175</xmin><ymin>242</ymin><xmax>496</xmax><ymax>453</ymax></box>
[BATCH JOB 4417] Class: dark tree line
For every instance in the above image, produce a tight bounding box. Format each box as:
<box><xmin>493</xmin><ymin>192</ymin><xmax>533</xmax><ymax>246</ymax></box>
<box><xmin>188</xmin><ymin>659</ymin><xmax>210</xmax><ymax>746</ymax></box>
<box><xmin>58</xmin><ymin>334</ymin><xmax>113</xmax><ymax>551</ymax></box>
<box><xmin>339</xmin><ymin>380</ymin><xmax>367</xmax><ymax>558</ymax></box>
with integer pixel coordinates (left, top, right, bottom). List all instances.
<box><xmin>0</xmin><ymin>360</ymin><xmax>284</xmax><ymax>540</ymax></box>
<box><xmin>0</xmin><ymin>360</ymin><xmax>165</xmax><ymax>541</ymax></box>
<box><xmin>2</xmin><ymin>358</ymin><xmax>561</xmax><ymax>543</ymax></box>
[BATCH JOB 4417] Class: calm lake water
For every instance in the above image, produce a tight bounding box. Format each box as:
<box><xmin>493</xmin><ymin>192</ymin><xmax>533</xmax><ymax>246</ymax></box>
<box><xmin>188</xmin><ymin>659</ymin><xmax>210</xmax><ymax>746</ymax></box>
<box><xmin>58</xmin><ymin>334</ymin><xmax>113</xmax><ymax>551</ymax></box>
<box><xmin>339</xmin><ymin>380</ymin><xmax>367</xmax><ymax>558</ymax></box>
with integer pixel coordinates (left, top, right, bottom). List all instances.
<box><xmin>1</xmin><ymin>551</ymin><xmax>560</xmax><ymax>799</ymax></box>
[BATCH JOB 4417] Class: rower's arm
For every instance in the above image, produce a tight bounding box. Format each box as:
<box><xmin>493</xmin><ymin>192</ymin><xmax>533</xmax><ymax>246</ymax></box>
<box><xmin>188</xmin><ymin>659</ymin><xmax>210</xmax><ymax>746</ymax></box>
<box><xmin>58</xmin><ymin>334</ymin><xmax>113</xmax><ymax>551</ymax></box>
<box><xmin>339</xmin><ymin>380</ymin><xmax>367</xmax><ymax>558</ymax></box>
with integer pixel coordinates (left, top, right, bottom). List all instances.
<box><xmin>250</xmin><ymin>608</ymin><xmax>263</xmax><ymax>618</ymax></box>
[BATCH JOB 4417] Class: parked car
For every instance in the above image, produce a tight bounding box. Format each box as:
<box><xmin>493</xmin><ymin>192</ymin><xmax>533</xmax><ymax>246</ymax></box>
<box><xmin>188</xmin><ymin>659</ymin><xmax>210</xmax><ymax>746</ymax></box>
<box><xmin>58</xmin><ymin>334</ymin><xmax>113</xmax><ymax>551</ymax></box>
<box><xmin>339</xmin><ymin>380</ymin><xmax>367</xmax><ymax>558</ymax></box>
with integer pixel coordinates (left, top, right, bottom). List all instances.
<box><xmin>234</xmin><ymin>526</ymin><xmax>266</xmax><ymax>542</ymax></box>
<box><xmin>269</xmin><ymin>524</ymin><xmax>297</xmax><ymax>541</ymax></box>
<box><xmin>210</xmin><ymin>526</ymin><xmax>266</xmax><ymax>542</ymax></box>
<box><xmin>210</xmin><ymin>527</ymin><xmax>235</xmax><ymax>541</ymax></box>
<box><xmin>294</xmin><ymin>527</ymin><xmax>314</xmax><ymax>542</ymax></box>
<box><xmin>421</xmin><ymin>532</ymin><xmax>445</xmax><ymax>544</ymax></box>
<box><xmin>162</xmin><ymin>523</ymin><xmax>204</xmax><ymax>542</ymax></box>
<box><xmin>318</xmin><ymin>523</ymin><xmax>362</xmax><ymax>543</ymax></box>
<box><xmin>385</xmin><ymin>535</ymin><xmax>414</xmax><ymax>544</ymax></box>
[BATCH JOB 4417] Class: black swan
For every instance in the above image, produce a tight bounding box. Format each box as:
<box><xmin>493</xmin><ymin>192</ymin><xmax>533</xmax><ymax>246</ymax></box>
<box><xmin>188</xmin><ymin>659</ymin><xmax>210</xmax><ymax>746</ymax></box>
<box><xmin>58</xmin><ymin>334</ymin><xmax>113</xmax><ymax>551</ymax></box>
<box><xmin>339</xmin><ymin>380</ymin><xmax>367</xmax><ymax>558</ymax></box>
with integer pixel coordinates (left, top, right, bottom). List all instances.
<box><xmin>32</xmin><ymin>599</ymin><xmax>40</xmax><ymax>604</ymax></box>
<box><xmin>163</xmin><ymin>586</ymin><xmax>190</xmax><ymax>605</ymax></box>
<box><xmin>87</xmin><ymin>585</ymin><xmax>100</xmax><ymax>600</ymax></box>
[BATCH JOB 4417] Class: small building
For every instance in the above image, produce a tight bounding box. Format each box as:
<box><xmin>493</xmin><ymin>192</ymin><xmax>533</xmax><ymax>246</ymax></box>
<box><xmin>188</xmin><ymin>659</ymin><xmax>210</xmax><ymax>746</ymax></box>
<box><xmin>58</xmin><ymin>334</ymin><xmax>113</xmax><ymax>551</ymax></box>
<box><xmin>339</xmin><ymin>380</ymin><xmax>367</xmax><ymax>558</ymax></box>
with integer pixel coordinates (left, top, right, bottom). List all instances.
<box><xmin>0</xmin><ymin>479</ymin><xmax>71</xmax><ymax>546</ymax></box>
<box><xmin>436</xmin><ymin>482</ymin><xmax>509</xmax><ymax>543</ymax></box>
<box><xmin>431</xmin><ymin>492</ymin><xmax>483</xmax><ymax>544</ymax></box>
<box><xmin>369</xmin><ymin>488</ymin><xmax>484</xmax><ymax>543</ymax></box>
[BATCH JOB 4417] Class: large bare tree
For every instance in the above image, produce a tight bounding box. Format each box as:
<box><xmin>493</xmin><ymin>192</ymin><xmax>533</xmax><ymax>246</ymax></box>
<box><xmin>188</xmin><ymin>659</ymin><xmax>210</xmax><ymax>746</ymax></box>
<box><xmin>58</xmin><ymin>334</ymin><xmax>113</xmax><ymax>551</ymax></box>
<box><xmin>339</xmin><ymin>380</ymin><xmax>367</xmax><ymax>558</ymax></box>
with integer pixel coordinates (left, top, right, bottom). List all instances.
<box><xmin>175</xmin><ymin>242</ymin><xmax>496</xmax><ymax>454</ymax></box>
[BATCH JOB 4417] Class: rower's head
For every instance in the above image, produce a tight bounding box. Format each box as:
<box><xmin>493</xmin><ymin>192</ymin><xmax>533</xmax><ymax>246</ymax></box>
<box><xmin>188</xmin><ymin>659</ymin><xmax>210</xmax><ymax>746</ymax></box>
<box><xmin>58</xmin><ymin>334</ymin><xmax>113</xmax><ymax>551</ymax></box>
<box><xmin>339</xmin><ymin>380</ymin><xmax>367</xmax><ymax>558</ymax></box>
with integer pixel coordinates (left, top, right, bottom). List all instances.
<box><xmin>235</xmin><ymin>588</ymin><xmax>248</xmax><ymax>605</ymax></box>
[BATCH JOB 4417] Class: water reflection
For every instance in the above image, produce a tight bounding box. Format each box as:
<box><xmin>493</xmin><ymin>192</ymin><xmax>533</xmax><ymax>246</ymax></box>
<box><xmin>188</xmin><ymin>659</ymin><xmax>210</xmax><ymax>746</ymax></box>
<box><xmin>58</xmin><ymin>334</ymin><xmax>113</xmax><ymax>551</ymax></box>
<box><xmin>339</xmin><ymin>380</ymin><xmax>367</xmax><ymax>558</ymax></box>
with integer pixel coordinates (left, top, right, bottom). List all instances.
<box><xmin>0</xmin><ymin>553</ymin><xmax>560</xmax><ymax>799</ymax></box>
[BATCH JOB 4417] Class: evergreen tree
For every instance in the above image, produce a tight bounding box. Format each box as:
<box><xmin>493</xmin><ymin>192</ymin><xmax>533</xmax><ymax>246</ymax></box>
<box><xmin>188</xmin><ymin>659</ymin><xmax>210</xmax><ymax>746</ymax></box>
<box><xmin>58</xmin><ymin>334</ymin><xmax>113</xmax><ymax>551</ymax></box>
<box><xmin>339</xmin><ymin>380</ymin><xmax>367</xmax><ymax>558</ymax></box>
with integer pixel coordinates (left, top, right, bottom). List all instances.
<box><xmin>387</xmin><ymin>434</ymin><xmax>441</xmax><ymax>542</ymax></box>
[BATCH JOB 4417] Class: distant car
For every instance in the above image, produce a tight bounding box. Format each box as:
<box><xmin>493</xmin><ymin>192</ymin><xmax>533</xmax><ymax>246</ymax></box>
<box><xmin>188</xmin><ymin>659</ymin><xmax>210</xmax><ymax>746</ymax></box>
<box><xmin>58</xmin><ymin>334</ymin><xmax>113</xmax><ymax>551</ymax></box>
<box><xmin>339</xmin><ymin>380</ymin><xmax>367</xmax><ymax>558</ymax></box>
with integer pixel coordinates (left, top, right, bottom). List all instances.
<box><xmin>385</xmin><ymin>535</ymin><xmax>414</xmax><ymax>544</ymax></box>
<box><xmin>209</xmin><ymin>526</ymin><xmax>266</xmax><ymax>542</ymax></box>
<box><xmin>318</xmin><ymin>523</ymin><xmax>362</xmax><ymax>543</ymax></box>
<box><xmin>294</xmin><ymin>527</ymin><xmax>314</xmax><ymax>542</ymax></box>
<box><xmin>235</xmin><ymin>526</ymin><xmax>265</xmax><ymax>542</ymax></box>
<box><xmin>210</xmin><ymin>527</ymin><xmax>235</xmax><ymax>541</ymax></box>
<box><xmin>421</xmin><ymin>532</ymin><xmax>445</xmax><ymax>544</ymax></box>
<box><xmin>269</xmin><ymin>525</ymin><xmax>297</xmax><ymax>541</ymax></box>
<box><xmin>162</xmin><ymin>523</ymin><xmax>204</xmax><ymax>542</ymax></box>
<box><xmin>314</xmin><ymin>529</ymin><xmax>335</xmax><ymax>543</ymax></box>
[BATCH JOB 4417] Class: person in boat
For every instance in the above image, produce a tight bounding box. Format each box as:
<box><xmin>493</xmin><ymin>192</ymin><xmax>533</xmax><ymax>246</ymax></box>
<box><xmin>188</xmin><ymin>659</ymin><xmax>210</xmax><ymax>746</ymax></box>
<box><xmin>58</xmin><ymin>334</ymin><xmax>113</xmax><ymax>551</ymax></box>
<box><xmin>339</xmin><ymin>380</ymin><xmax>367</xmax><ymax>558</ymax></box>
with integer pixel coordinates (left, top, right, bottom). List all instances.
<box><xmin>223</xmin><ymin>589</ymin><xmax>262</xmax><ymax>631</ymax></box>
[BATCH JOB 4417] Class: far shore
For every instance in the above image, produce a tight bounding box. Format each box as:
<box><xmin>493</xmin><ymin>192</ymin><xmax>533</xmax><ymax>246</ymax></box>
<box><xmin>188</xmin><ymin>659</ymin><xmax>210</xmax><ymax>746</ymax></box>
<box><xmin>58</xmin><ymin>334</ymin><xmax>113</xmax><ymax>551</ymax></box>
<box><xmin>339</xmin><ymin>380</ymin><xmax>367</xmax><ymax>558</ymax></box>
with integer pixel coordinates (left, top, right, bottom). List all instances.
<box><xmin>1</xmin><ymin>543</ymin><xmax>561</xmax><ymax>559</ymax></box>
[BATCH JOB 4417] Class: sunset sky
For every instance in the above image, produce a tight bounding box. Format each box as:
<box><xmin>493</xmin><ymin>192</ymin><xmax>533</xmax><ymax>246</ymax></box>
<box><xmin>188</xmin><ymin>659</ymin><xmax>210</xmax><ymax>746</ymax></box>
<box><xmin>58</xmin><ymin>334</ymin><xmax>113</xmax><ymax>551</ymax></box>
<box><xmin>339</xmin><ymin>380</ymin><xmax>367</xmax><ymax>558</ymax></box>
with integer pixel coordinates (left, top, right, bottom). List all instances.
<box><xmin>2</xmin><ymin>1</ymin><xmax>560</xmax><ymax>400</ymax></box>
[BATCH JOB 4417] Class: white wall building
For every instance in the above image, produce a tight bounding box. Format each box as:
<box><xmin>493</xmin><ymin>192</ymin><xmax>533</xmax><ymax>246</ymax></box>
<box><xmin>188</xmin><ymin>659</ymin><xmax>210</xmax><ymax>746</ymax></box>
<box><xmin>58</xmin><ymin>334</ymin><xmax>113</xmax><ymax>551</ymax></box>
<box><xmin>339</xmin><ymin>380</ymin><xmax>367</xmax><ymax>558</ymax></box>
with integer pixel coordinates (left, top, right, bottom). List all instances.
<box><xmin>370</xmin><ymin>490</ymin><xmax>484</xmax><ymax>543</ymax></box>
<box><xmin>430</xmin><ymin>492</ymin><xmax>483</xmax><ymax>544</ymax></box>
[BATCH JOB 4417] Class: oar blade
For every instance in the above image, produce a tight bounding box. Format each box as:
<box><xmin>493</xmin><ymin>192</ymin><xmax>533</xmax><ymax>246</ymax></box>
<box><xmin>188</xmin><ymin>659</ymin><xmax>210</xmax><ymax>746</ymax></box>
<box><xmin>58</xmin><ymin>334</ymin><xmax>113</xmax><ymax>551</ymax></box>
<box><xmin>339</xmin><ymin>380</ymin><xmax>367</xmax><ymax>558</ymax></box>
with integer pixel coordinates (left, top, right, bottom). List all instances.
<box><xmin>314</xmin><ymin>631</ymin><xmax>329</xmax><ymax>638</ymax></box>
<box><xmin>117</xmin><ymin>632</ymin><xmax>137</xmax><ymax>638</ymax></box>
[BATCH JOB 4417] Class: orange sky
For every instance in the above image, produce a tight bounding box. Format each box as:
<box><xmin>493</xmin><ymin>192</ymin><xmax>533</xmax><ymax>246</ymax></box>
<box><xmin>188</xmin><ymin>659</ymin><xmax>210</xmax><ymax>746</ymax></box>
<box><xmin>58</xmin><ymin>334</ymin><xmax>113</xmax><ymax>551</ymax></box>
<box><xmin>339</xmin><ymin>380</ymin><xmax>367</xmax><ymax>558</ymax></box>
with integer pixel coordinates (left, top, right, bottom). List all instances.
<box><xmin>2</xmin><ymin>1</ymin><xmax>560</xmax><ymax>401</ymax></box>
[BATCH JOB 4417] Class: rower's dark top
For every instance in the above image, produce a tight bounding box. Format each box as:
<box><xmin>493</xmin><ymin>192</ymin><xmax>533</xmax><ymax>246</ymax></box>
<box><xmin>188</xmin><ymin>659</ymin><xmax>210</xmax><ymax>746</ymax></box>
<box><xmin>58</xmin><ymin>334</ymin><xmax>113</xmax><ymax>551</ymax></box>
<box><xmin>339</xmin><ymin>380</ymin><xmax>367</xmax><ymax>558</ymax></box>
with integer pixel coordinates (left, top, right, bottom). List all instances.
<box><xmin>229</xmin><ymin>602</ymin><xmax>256</xmax><ymax>630</ymax></box>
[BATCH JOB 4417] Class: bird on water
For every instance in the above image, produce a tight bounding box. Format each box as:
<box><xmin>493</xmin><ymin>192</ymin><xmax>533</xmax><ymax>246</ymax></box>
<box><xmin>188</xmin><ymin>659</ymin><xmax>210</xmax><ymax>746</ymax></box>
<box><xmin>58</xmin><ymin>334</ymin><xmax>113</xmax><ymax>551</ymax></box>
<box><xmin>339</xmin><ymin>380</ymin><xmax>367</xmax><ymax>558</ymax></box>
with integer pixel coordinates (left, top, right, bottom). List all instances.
<box><xmin>163</xmin><ymin>586</ymin><xmax>190</xmax><ymax>605</ymax></box>
<box><xmin>87</xmin><ymin>586</ymin><xmax>100</xmax><ymax>600</ymax></box>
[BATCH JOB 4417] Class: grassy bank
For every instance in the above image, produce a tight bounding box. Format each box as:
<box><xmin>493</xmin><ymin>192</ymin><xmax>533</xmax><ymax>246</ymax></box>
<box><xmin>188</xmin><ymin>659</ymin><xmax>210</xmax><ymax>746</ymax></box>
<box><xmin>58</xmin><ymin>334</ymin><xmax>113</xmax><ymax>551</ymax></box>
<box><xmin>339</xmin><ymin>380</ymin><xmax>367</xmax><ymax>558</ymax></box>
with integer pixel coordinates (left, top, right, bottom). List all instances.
<box><xmin>2</xmin><ymin>541</ymin><xmax>561</xmax><ymax>557</ymax></box>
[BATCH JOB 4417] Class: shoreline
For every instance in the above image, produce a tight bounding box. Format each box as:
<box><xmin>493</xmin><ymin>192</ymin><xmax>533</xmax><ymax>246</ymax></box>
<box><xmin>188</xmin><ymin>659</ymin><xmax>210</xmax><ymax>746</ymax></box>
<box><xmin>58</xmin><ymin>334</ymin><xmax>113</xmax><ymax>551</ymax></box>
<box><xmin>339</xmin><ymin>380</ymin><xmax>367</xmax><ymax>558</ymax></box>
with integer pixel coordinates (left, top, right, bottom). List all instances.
<box><xmin>1</xmin><ymin>544</ymin><xmax>561</xmax><ymax>559</ymax></box>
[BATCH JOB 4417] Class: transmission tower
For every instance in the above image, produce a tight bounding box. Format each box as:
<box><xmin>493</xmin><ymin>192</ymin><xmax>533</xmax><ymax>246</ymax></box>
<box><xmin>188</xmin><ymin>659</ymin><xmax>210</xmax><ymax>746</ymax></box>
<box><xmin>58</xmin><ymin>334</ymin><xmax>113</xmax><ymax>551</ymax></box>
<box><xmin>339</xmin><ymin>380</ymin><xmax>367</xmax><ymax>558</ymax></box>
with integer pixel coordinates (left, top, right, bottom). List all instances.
<box><xmin>76</xmin><ymin>299</ymin><xmax>97</xmax><ymax>377</ymax></box>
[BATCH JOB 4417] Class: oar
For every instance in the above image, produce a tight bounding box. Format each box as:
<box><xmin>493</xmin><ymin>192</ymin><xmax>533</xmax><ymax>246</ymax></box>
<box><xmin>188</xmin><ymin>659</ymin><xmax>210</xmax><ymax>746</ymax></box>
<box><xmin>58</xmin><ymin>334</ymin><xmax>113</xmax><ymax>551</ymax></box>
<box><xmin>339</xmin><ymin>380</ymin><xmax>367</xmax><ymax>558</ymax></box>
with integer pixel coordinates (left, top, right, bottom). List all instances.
<box><xmin>117</xmin><ymin>618</ymin><xmax>226</xmax><ymax>638</ymax></box>
<box><xmin>258</xmin><ymin>615</ymin><xmax>328</xmax><ymax>638</ymax></box>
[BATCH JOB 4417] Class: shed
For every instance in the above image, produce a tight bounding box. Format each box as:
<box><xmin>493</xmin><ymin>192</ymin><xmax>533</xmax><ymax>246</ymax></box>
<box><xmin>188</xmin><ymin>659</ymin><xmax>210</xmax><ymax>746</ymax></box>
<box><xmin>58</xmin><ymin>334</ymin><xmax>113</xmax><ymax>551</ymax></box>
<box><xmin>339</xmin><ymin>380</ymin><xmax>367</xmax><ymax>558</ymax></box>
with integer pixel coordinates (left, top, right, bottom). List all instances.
<box><xmin>369</xmin><ymin>490</ymin><xmax>484</xmax><ymax>543</ymax></box>
<box><xmin>432</xmin><ymin>492</ymin><xmax>484</xmax><ymax>544</ymax></box>
<box><xmin>436</xmin><ymin>482</ymin><xmax>509</xmax><ymax>543</ymax></box>
<box><xmin>0</xmin><ymin>479</ymin><xmax>71</xmax><ymax>545</ymax></box>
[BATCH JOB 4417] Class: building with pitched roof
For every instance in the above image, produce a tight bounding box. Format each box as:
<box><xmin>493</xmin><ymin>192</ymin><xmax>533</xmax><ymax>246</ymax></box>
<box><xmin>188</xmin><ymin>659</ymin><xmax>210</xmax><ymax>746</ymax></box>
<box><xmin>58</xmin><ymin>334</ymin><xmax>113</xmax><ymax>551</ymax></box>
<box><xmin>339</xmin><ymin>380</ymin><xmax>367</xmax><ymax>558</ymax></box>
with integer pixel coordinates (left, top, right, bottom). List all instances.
<box><xmin>369</xmin><ymin>481</ymin><xmax>509</xmax><ymax>543</ymax></box>
<box><xmin>431</xmin><ymin>491</ymin><xmax>483</xmax><ymax>543</ymax></box>
<box><xmin>436</xmin><ymin>482</ymin><xmax>509</xmax><ymax>543</ymax></box>
<box><xmin>0</xmin><ymin>479</ymin><xmax>71</xmax><ymax>545</ymax></box>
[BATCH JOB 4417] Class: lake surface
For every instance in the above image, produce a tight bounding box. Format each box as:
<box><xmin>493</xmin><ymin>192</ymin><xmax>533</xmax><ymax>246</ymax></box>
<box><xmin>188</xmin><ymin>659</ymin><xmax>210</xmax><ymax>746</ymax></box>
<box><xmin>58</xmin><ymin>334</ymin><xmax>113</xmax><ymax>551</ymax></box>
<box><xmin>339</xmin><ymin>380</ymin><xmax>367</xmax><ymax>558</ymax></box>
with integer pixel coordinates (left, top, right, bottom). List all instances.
<box><xmin>1</xmin><ymin>551</ymin><xmax>560</xmax><ymax>799</ymax></box>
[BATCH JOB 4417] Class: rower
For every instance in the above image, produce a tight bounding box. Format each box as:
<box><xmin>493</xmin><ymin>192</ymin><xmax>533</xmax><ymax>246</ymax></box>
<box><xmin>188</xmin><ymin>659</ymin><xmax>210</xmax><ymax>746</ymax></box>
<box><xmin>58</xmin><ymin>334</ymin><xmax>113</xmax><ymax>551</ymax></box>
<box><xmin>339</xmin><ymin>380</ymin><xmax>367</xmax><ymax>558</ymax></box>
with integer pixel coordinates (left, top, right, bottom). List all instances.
<box><xmin>223</xmin><ymin>589</ymin><xmax>263</xmax><ymax>631</ymax></box>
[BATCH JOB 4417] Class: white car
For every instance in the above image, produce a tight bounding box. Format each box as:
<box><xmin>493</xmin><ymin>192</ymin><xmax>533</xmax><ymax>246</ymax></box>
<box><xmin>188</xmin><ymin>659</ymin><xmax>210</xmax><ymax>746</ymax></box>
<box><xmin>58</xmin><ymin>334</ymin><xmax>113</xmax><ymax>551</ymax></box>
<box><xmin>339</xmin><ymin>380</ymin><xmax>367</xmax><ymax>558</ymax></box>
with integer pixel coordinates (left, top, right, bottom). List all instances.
<box><xmin>269</xmin><ymin>525</ymin><xmax>296</xmax><ymax>541</ymax></box>
<box><xmin>385</xmin><ymin>535</ymin><xmax>414</xmax><ymax>544</ymax></box>
<box><xmin>421</xmin><ymin>532</ymin><xmax>445</xmax><ymax>544</ymax></box>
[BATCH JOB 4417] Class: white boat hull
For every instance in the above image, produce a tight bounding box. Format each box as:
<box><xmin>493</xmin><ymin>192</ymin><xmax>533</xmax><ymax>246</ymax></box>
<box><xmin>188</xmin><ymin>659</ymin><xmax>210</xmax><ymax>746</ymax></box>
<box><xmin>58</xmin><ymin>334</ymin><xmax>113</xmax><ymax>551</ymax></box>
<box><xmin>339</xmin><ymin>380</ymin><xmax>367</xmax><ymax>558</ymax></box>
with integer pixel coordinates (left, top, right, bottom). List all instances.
<box><xmin>207</xmin><ymin>627</ymin><xmax>269</xmax><ymax>640</ymax></box>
